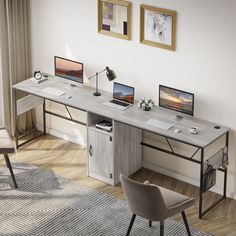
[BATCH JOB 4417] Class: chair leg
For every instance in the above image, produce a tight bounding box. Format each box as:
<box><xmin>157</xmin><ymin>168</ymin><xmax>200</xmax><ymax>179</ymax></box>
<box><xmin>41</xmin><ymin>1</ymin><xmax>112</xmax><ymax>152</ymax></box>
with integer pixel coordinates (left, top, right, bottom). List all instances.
<box><xmin>160</xmin><ymin>220</ymin><xmax>164</xmax><ymax>236</ymax></box>
<box><xmin>126</xmin><ymin>214</ymin><xmax>136</xmax><ymax>236</ymax></box>
<box><xmin>149</xmin><ymin>220</ymin><xmax>152</xmax><ymax>227</ymax></box>
<box><xmin>181</xmin><ymin>211</ymin><xmax>191</xmax><ymax>236</ymax></box>
<box><xmin>4</xmin><ymin>154</ymin><xmax>18</xmax><ymax>188</ymax></box>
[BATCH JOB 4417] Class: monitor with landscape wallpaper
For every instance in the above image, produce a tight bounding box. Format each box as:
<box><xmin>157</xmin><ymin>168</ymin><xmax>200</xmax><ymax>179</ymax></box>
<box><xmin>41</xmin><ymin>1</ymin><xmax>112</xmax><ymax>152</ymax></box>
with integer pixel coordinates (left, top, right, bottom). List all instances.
<box><xmin>54</xmin><ymin>56</ymin><xmax>83</xmax><ymax>84</ymax></box>
<box><xmin>159</xmin><ymin>85</ymin><xmax>194</xmax><ymax>116</ymax></box>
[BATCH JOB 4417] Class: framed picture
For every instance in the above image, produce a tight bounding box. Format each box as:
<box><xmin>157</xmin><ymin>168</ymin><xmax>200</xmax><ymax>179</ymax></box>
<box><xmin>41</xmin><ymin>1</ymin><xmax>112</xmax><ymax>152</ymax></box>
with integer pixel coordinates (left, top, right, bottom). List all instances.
<box><xmin>98</xmin><ymin>0</ymin><xmax>132</xmax><ymax>40</ymax></box>
<box><xmin>140</xmin><ymin>5</ymin><xmax>177</xmax><ymax>51</ymax></box>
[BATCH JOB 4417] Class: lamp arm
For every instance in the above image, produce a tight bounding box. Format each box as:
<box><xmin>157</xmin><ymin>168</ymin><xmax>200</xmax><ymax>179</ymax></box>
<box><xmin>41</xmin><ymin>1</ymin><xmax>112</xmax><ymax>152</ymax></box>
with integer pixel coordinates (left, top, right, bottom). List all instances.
<box><xmin>88</xmin><ymin>68</ymin><xmax>107</xmax><ymax>80</ymax></box>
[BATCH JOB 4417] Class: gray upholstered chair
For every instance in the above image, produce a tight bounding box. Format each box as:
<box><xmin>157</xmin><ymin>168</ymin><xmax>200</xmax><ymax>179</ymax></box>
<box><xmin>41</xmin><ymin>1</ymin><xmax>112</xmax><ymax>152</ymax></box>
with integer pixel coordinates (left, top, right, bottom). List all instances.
<box><xmin>120</xmin><ymin>174</ymin><xmax>195</xmax><ymax>236</ymax></box>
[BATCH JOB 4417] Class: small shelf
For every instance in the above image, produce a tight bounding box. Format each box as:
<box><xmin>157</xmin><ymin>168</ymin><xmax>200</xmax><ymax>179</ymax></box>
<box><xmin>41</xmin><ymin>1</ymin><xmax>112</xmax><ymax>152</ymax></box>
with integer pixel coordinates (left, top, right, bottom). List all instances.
<box><xmin>17</xmin><ymin>95</ymin><xmax>44</xmax><ymax>116</ymax></box>
<box><xmin>88</xmin><ymin>125</ymin><xmax>113</xmax><ymax>137</ymax></box>
<box><xmin>87</xmin><ymin>111</ymin><xmax>113</xmax><ymax>136</ymax></box>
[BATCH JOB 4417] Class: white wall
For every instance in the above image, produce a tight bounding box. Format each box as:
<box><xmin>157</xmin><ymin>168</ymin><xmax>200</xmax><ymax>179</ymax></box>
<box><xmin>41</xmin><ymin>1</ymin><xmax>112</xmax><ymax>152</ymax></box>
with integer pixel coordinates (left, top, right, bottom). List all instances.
<box><xmin>30</xmin><ymin>0</ymin><xmax>236</xmax><ymax>197</ymax></box>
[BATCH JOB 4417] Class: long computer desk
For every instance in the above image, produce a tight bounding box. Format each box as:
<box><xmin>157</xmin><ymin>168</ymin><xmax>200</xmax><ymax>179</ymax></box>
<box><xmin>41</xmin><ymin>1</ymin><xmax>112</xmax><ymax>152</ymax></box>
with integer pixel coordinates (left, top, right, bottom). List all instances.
<box><xmin>12</xmin><ymin>76</ymin><xmax>230</xmax><ymax>219</ymax></box>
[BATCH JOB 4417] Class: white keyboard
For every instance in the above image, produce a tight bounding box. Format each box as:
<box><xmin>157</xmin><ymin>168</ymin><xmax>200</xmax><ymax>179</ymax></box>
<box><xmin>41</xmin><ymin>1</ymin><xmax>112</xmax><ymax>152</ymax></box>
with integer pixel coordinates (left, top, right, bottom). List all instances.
<box><xmin>146</xmin><ymin>119</ymin><xmax>173</xmax><ymax>130</ymax></box>
<box><xmin>41</xmin><ymin>87</ymin><xmax>65</xmax><ymax>97</ymax></box>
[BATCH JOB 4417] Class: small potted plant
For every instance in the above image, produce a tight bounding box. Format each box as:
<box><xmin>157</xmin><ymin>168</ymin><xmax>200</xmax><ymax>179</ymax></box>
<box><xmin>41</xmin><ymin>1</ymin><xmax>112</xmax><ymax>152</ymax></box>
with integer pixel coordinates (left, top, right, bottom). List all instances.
<box><xmin>138</xmin><ymin>98</ymin><xmax>155</xmax><ymax>111</ymax></box>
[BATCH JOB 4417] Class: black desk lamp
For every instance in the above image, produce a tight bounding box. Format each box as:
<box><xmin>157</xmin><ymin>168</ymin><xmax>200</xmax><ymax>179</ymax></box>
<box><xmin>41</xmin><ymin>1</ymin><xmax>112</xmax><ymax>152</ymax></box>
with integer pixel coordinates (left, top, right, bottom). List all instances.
<box><xmin>88</xmin><ymin>66</ymin><xmax>116</xmax><ymax>96</ymax></box>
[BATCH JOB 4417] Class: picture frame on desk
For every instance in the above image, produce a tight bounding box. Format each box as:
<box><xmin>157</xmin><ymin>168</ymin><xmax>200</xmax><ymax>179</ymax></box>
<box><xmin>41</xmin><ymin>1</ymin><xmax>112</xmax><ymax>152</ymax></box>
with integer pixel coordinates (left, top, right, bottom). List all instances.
<box><xmin>98</xmin><ymin>0</ymin><xmax>132</xmax><ymax>40</ymax></box>
<box><xmin>140</xmin><ymin>5</ymin><xmax>177</xmax><ymax>51</ymax></box>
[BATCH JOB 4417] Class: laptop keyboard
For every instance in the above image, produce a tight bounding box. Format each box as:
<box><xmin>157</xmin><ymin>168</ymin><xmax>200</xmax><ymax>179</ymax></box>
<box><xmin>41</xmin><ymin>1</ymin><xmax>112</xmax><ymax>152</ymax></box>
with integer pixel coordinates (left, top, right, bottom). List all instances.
<box><xmin>110</xmin><ymin>99</ymin><xmax>129</xmax><ymax>107</ymax></box>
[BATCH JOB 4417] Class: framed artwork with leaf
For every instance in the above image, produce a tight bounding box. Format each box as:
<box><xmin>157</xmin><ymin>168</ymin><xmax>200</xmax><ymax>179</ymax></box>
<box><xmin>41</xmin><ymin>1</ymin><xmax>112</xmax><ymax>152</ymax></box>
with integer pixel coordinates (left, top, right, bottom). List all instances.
<box><xmin>98</xmin><ymin>0</ymin><xmax>132</xmax><ymax>40</ymax></box>
<box><xmin>140</xmin><ymin>5</ymin><xmax>177</xmax><ymax>51</ymax></box>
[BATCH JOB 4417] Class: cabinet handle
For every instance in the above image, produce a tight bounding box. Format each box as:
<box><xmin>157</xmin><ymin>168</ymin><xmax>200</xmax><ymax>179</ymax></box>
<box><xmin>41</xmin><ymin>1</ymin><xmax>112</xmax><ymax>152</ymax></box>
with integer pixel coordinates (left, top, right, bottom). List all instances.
<box><xmin>89</xmin><ymin>145</ymin><xmax>93</xmax><ymax>156</ymax></box>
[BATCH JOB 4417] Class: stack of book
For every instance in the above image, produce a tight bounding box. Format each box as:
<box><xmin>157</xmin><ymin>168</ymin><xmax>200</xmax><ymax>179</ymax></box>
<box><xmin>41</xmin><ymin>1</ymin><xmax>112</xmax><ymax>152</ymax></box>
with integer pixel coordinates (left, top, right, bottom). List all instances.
<box><xmin>95</xmin><ymin>120</ymin><xmax>112</xmax><ymax>132</ymax></box>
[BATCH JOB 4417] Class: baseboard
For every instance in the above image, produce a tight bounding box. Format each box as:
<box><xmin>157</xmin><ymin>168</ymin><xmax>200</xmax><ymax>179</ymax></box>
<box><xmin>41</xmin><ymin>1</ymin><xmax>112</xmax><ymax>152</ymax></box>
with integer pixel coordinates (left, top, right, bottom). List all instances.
<box><xmin>36</xmin><ymin>124</ymin><xmax>86</xmax><ymax>148</ymax></box>
<box><xmin>143</xmin><ymin>161</ymin><xmax>235</xmax><ymax>200</ymax></box>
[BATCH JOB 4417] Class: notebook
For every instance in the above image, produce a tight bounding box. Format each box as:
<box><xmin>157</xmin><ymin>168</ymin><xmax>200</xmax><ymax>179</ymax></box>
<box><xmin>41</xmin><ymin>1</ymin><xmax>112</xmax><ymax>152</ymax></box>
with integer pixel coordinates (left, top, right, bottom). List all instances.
<box><xmin>103</xmin><ymin>82</ymin><xmax>135</xmax><ymax>111</ymax></box>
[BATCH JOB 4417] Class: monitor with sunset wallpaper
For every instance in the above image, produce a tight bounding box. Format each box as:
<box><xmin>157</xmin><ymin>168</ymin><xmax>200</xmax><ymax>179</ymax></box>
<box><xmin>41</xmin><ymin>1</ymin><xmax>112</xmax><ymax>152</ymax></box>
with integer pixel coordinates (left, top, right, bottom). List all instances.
<box><xmin>159</xmin><ymin>85</ymin><xmax>194</xmax><ymax>115</ymax></box>
<box><xmin>54</xmin><ymin>56</ymin><xmax>83</xmax><ymax>84</ymax></box>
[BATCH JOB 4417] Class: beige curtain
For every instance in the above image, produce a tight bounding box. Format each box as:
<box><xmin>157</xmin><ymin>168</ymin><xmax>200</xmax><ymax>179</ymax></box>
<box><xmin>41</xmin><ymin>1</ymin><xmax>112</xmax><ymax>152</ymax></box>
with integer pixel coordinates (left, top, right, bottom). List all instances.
<box><xmin>0</xmin><ymin>0</ymin><xmax>34</xmax><ymax>136</ymax></box>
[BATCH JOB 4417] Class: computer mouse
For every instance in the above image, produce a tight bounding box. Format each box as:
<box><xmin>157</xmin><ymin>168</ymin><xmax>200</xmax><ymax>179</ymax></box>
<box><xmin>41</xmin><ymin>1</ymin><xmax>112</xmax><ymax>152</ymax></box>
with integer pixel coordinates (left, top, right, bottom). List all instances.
<box><xmin>174</xmin><ymin>129</ymin><xmax>182</xmax><ymax>133</ymax></box>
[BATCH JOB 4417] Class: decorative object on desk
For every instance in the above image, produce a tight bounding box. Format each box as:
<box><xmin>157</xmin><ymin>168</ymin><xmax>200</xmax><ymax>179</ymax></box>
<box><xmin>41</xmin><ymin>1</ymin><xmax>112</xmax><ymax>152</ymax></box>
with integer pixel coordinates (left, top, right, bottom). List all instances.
<box><xmin>98</xmin><ymin>0</ymin><xmax>132</xmax><ymax>40</ymax></box>
<box><xmin>140</xmin><ymin>5</ymin><xmax>177</xmax><ymax>51</ymax></box>
<box><xmin>138</xmin><ymin>98</ymin><xmax>155</xmax><ymax>111</ymax></box>
<box><xmin>88</xmin><ymin>66</ymin><xmax>116</xmax><ymax>96</ymax></box>
<box><xmin>189</xmin><ymin>127</ymin><xmax>199</xmax><ymax>135</ymax></box>
<box><xmin>34</xmin><ymin>70</ymin><xmax>42</xmax><ymax>80</ymax></box>
<box><xmin>32</xmin><ymin>71</ymin><xmax>48</xmax><ymax>84</ymax></box>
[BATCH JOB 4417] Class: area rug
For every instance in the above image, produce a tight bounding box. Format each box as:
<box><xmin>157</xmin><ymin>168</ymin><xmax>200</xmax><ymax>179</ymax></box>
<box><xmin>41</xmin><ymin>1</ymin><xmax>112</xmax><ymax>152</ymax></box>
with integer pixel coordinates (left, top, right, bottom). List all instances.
<box><xmin>0</xmin><ymin>162</ymin><xmax>211</xmax><ymax>236</ymax></box>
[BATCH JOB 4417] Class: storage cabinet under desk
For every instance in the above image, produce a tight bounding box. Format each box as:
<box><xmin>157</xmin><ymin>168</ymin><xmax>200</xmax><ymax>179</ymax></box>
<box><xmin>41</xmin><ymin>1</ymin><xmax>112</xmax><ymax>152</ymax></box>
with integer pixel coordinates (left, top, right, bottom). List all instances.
<box><xmin>87</xmin><ymin>112</ymin><xmax>142</xmax><ymax>186</ymax></box>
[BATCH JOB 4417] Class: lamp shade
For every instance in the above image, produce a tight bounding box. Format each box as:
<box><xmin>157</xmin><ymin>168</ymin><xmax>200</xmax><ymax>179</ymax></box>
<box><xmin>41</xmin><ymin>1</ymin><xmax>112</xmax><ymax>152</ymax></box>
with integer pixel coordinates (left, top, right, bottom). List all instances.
<box><xmin>106</xmin><ymin>66</ymin><xmax>116</xmax><ymax>81</ymax></box>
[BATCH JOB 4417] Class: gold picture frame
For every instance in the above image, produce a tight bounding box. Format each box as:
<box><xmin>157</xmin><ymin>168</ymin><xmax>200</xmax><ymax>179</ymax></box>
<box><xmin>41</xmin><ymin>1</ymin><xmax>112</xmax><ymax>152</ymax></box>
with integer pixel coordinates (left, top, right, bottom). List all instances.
<box><xmin>140</xmin><ymin>5</ymin><xmax>177</xmax><ymax>51</ymax></box>
<box><xmin>98</xmin><ymin>0</ymin><xmax>132</xmax><ymax>40</ymax></box>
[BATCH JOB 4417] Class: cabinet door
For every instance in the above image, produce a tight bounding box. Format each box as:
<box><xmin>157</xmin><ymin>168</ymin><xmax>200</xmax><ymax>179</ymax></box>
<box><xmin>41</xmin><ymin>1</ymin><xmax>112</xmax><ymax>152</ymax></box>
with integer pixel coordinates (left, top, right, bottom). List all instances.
<box><xmin>88</xmin><ymin>129</ymin><xmax>113</xmax><ymax>180</ymax></box>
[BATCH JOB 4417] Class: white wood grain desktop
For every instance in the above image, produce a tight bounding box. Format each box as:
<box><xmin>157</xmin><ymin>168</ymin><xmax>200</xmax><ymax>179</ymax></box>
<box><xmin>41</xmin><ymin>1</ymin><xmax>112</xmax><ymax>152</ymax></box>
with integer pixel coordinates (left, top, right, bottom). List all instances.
<box><xmin>12</xmin><ymin>75</ymin><xmax>229</xmax><ymax>148</ymax></box>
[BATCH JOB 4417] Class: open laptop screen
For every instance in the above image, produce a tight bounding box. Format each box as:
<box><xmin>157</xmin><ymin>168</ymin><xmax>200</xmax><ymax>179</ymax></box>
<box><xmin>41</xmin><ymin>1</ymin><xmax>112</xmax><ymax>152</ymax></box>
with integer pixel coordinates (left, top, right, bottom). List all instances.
<box><xmin>113</xmin><ymin>82</ymin><xmax>135</xmax><ymax>104</ymax></box>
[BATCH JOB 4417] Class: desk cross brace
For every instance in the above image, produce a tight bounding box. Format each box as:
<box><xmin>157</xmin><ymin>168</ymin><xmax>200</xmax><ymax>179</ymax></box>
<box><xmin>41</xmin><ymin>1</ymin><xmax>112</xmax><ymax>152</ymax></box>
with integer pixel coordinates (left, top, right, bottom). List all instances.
<box><xmin>165</xmin><ymin>138</ymin><xmax>174</xmax><ymax>153</ymax></box>
<box><xmin>45</xmin><ymin>109</ymin><xmax>86</xmax><ymax>127</ymax></box>
<box><xmin>142</xmin><ymin>138</ymin><xmax>201</xmax><ymax>164</ymax></box>
<box><xmin>65</xmin><ymin>105</ymin><xmax>72</xmax><ymax>120</ymax></box>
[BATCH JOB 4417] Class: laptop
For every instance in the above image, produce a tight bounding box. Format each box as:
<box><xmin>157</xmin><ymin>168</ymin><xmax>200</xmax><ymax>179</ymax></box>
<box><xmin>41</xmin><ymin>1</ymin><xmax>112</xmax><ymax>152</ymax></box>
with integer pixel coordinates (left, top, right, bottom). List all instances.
<box><xmin>103</xmin><ymin>82</ymin><xmax>135</xmax><ymax>111</ymax></box>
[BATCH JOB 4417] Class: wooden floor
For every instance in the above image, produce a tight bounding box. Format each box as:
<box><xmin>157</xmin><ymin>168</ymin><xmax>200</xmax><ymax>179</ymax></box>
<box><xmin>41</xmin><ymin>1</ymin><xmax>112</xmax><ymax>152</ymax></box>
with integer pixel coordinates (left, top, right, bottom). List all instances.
<box><xmin>2</xmin><ymin>134</ymin><xmax>236</xmax><ymax>236</ymax></box>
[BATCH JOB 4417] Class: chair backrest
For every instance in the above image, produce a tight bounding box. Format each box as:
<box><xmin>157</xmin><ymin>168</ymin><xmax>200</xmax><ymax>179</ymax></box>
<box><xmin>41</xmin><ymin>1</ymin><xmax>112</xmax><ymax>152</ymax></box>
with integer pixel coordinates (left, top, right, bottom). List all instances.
<box><xmin>120</xmin><ymin>174</ymin><xmax>167</xmax><ymax>221</ymax></box>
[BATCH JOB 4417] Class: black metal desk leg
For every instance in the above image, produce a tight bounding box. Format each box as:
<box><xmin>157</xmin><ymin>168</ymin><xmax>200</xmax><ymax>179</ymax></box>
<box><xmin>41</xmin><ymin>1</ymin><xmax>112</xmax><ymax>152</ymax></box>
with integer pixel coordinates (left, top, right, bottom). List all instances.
<box><xmin>199</xmin><ymin>148</ymin><xmax>204</xmax><ymax>219</ymax></box>
<box><xmin>14</xmin><ymin>88</ymin><xmax>19</xmax><ymax>149</ymax></box>
<box><xmin>223</xmin><ymin>168</ymin><xmax>227</xmax><ymax>198</ymax></box>
<box><xmin>199</xmin><ymin>133</ymin><xmax>229</xmax><ymax>218</ymax></box>
<box><xmin>4</xmin><ymin>154</ymin><xmax>18</xmax><ymax>188</ymax></box>
<box><xmin>224</xmin><ymin>131</ymin><xmax>229</xmax><ymax>198</ymax></box>
<box><xmin>43</xmin><ymin>99</ymin><xmax>46</xmax><ymax>135</ymax></box>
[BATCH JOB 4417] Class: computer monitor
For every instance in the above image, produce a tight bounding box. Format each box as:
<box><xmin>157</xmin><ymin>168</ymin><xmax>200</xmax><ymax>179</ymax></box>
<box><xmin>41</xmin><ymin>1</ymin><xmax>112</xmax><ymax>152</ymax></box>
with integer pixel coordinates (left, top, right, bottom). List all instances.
<box><xmin>159</xmin><ymin>85</ymin><xmax>194</xmax><ymax>116</ymax></box>
<box><xmin>54</xmin><ymin>56</ymin><xmax>83</xmax><ymax>85</ymax></box>
<box><xmin>113</xmin><ymin>82</ymin><xmax>135</xmax><ymax>104</ymax></box>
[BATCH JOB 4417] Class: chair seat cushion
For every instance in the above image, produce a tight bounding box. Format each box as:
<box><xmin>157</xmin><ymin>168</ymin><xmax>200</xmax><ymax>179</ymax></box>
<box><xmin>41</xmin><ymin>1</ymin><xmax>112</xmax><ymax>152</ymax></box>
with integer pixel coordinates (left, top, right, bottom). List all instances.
<box><xmin>159</xmin><ymin>186</ymin><xmax>190</xmax><ymax>208</ymax></box>
<box><xmin>150</xmin><ymin>184</ymin><xmax>195</xmax><ymax>218</ymax></box>
<box><xmin>0</xmin><ymin>129</ymin><xmax>14</xmax><ymax>154</ymax></box>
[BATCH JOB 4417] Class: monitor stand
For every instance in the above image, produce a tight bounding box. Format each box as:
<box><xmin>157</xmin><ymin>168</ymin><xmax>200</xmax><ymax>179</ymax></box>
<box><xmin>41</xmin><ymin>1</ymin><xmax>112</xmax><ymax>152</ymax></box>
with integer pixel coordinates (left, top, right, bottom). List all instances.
<box><xmin>67</xmin><ymin>82</ymin><xmax>83</xmax><ymax>88</ymax></box>
<box><xmin>174</xmin><ymin>115</ymin><xmax>183</xmax><ymax>121</ymax></box>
